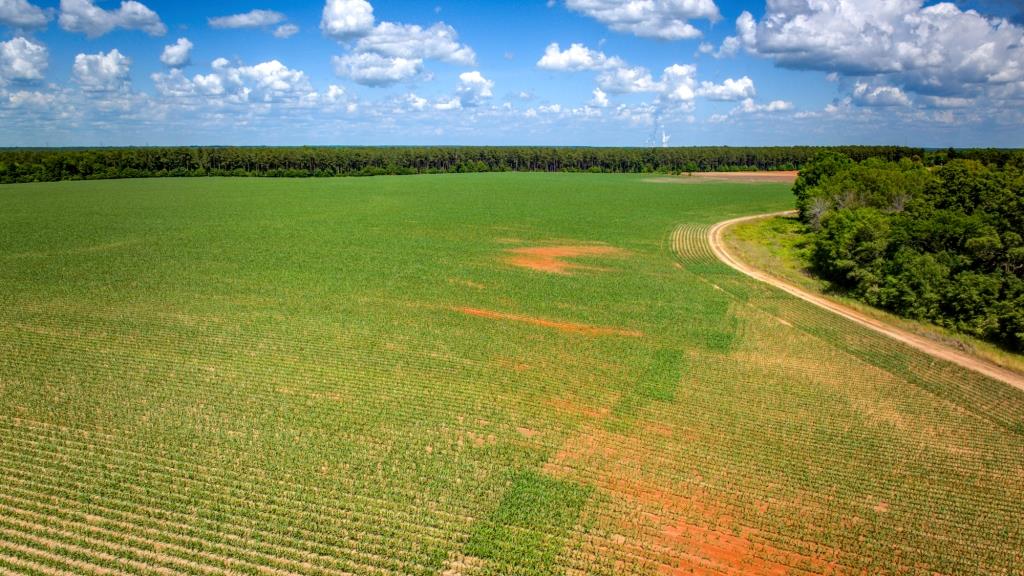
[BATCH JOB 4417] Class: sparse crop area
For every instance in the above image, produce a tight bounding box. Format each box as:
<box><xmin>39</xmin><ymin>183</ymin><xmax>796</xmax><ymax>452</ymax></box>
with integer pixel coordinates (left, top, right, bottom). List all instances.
<box><xmin>1</xmin><ymin>173</ymin><xmax>1022</xmax><ymax>575</ymax></box>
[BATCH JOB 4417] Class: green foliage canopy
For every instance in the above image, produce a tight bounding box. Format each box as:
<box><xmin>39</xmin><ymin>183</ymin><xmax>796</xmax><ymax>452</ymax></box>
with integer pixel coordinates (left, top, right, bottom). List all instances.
<box><xmin>797</xmin><ymin>153</ymin><xmax>1024</xmax><ymax>351</ymax></box>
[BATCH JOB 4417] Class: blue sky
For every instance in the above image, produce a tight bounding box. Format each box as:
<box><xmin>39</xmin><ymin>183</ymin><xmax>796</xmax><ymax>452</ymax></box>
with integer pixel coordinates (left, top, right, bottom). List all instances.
<box><xmin>0</xmin><ymin>0</ymin><xmax>1022</xmax><ymax>146</ymax></box>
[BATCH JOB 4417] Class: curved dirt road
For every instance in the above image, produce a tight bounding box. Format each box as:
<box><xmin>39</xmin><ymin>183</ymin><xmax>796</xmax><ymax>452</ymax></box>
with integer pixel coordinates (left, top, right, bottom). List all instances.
<box><xmin>709</xmin><ymin>212</ymin><xmax>1024</xmax><ymax>392</ymax></box>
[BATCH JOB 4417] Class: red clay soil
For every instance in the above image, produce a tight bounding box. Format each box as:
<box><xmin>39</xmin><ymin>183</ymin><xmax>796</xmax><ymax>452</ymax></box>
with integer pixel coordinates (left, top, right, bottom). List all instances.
<box><xmin>661</xmin><ymin>519</ymin><xmax>846</xmax><ymax>576</ymax></box>
<box><xmin>505</xmin><ymin>245</ymin><xmax>626</xmax><ymax>274</ymax></box>
<box><xmin>455</xmin><ymin>307</ymin><xmax>643</xmax><ymax>337</ymax></box>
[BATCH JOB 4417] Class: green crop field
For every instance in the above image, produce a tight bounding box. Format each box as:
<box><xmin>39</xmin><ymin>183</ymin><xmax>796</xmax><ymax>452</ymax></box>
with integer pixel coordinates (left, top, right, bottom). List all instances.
<box><xmin>1</xmin><ymin>173</ymin><xmax>1022</xmax><ymax>575</ymax></box>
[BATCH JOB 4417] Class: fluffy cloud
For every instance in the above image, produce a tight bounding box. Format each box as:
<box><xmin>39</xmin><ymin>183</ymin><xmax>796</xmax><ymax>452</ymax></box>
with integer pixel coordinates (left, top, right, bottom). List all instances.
<box><xmin>160</xmin><ymin>38</ymin><xmax>192</xmax><ymax>68</ymax></box>
<box><xmin>737</xmin><ymin>98</ymin><xmax>792</xmax><ymax>113</ymax></box>
<box><xmin>324</xmin><ymin>84</ymin><xmax>345</xmax><ymax>102</ymax></box>
<box><xmin>918</xmin><ymin>95</ymin><xmax>973</xmax><ymax>108</ymax></box>
<box><xmin>72</xmin><ymin>49</ymin><xmax>131</xmax><ymax>92</ymax></box>
<box><xmin>456</xmin><ymin>70</ymin><xmax>493</xmax><ymax>106</ymax></box>
<box><xmin>324</xmin><ymin>0</ymin><xmax>476</xmax><ymax>87</ymax></box>
<box><xmin>153</xmin><ymin>57</ymin><xmax>315</xmax><ymax>105</ymax></box>
<box><xmin>354</xmin><ymin>22</ymin><xmax>475</xmax><ymax>65</ymax></box>
<box><xmin>321</xmin><ymin>0</ymin><xmax>375</xmax><ymax>40</ymax></box>
<box><xmin>332</xmin><ymin>52</ymin><xmax>421</xmax><ymax>86</ymax></box>
<box><xmin>714</xmin><ymin>11</ymin><xmax>756</xmax><ymax>59</ymax></box>
<box><xmin>209</xmin><ymin>10</ymin><xmax>286</xmax><ymax>29</ymax></box>
<box><xmin>737</xmin><ymin>0</ymin><xmax>1024</xmax><ymax>98</ymax></box>
<box><xmin>434</xmin><ymin>97</ymin><xmax>461</xmax><ymax>111</ymax></box>
<box><xmin>405</xmin><ymin>93</ymin><xmax>427</xmax><ymax>110</ymax></box>
<box><xmin>220</xmin><ymin>59</ymin><xmax>312</xmax><ymax>99</ymax></box>
<box><xmin>274</xmin><ymin>24</ymin><xmax>299</xmax><ymax>39</ymax></box>
<box><xmin>5</xmin><ymin>88</ymin><xmax>63</xmax><ymax>109</ymax></box>
<box><xmin>538</xmin><ymin>42</ymin><xmax>710</xmax><ymax>111</ymax></box>
<box><xmin>0</xmin><ymin>36</ymin><xmax>47</xmax><ymax>81</ymax></box>
<box><xmin>851</xmin><ymin>82</ymin><xmax>912</xmax><ymax>106</ymax></box>
<box><xmin>696</xmin><ymin>76</ymin><xmax>755</xmax><ymax>100</ymax></box>
<box><xmin>0</xmin><ymin>0</ymin><xmax>52</xmax><ymax>28</ymax></box>
<box><xmin>59</xmin><ymin>0</ymin><xmax>165</xmax><ymax>37</ymax></box>
<box><xmin>709</xmin><ymin>96</ymin><xmax>793</xmax><ymax>123</ymax></box>
<box><xmin>662</xmin><ymin>64</ymin><xmax>697</xmax><ymax>101</ymax></box>
<box><xmin>597</xmin><ymin>65</ymin><xmax>661</xmax><ymax>93</ymax></box>
<box><xmin>536</xmin><ymin>42</ymin><xmax>623</xmax><ymax>71</ymax></box>
<box><xmin>565</xmin><ymin>0</ymin><xmax>720</xmax><ymax>40</ymax></box>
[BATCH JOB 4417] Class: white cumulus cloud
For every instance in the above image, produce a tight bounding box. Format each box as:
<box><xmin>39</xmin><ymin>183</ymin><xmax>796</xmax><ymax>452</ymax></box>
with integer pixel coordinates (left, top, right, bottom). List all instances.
<box><xmin>739</xmin><ymin>0</ymin><xmax>1024</xmax><ymax>98</ymax></box>
<box><xmin>434</xmin><ymin>96</ymin><xmax>461</xmax><ymax>110</ymax></box>
<box><xmin>565</xmin><ymin>0</ymin><xmax>721</xmax><ymax>40</ymax></box>
<box><xmin>209</xmin><ymin>9</ymin><xmax>285</xmax><ymax>29</ymax></box>
<box><xmin>590</xmin><ymin>87</ymin><xmax>608</xmax><ymax>107</ymax></box>
<box><xmin>152</xmin><ymin>57</ymin><xmax>315</xmax><ymax>106</ymax></box>
<box><xmin>405</xmin><ymin>92</ymin><xmax>427</xmax><ymax>110</ymax></box>
<box><xmin>0</xmin><ymin>0</ymin><xmax>52</xmax><ymax>28</ymax></box>
<box><xmin>737</xmin><ymin>98</ymin><xmax>792</xmax><ymax>113</ymax></box>
<box><xmin>0</xmin><ymin>36</ymin><xmax>47</xmax><ymax>81</ymax></box>
<box><xmin>661</xmin><ymin>64</ymin><xmax>697</xmax><ymax>102</ymax></box>
<box><xmin>160</xmin><ymin>37</ymin><xmax>192</xmax><ymax>68</ymax></box>
<box><xmin>696</xmin><ymin>75</ymin><xmax>755</xmax><ymax>100</ymax></box>
<box><xmin>274</xmin><ymin>24</ymin><xmax>299</xmax><ymax>38</ymax></box>
<box><xmin>851</xmin><ymin>82</ymin><xmax>912</xmax><ymax>106</ymax></box>
<box><xmin>354</xmin><ymin>21</ymin><xmax>475</xmax><ymax>66</ymax></box>
<box><xmin>324</xmin><ymin>0</ymin><xmax>477</xmax><ymax>88</ymax></box>
<box><xmin>332</xmin><ymin>52</ymin><xmax>422</xmax><ymax>86</ymax></box>
<box><xmin>536</xmin><ymin>42</ymin><xmax>623</xmax><ymax>71</ymax></box>
<box><xmin>456</xmin><ymin>70</ymin><xmax>493</xmax><ymax>106</ymax></box>
<box><xmin>59</xmin><ymin>0</ymin><xmax>166</xmax><ymax>37</ymax></box>
<box><xmin>597</xmin><ymin>65</ymin><xmax>661</xmax><ymax>94</ymax></box>
<box><xmin>73</xmin><ymin>49</ymin><xmax>131</xmax><ymax>92</ymax></box>
<box><xmin>321</xmin><ymin>0</ymin><xmax>374</xmax><ymax>40</ymax></box>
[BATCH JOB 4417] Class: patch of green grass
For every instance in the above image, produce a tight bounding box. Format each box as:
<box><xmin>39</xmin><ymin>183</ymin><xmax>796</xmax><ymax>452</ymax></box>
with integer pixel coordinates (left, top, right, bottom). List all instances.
<box><xmin>609</xmin><ymin>348</ymin><xmax>684</xmax><ymax>429</ymax></box>
<box><xmin>464</xmin><ymin>470</ymin><xmax>591</xmax><ymax>574</ymax></box>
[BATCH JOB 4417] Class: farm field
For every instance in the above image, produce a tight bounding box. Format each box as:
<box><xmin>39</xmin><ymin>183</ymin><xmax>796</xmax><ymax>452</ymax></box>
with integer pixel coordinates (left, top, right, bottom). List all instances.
<box><xmin>1</xmin><ymin>173</ymin><xmax>1022</xmax><ymax>575</ymax></box>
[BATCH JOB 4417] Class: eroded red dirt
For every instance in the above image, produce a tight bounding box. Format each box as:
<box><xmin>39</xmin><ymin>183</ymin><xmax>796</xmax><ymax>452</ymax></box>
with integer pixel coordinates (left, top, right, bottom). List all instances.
<box><xmin>455</xmin><ymin>307</ymin><xmax>643</xmax><ymax>337</ymax></box>
<box><xmin>544</xmin><ymin>427</ymin><xmax>857</xmax><ymax>576</ymax></box>
<box><xmin>505</xmin><ymin>245</ymin><xmax>627</xmax><ymax>274</ymax></box>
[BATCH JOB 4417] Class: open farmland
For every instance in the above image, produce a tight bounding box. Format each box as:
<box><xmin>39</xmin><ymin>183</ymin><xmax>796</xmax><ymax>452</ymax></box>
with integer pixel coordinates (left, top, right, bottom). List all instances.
<box><xmin>1</xmin><ymin>173</ymin><xmax>1022</xmax><ymax>575</ymax></box>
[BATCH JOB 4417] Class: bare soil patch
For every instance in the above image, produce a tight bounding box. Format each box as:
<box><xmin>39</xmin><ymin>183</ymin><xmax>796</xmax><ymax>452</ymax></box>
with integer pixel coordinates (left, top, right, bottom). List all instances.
<box><xmin>646</xmin><ymin>171</ymin><xmax>799</xmax><ymax>185</ymax></box>
<box><xmin>544</xmin><ymin>427</ymin><xmax>855</xmax><ymax>575</ymax></box>
<box><xmin>454</xmin><ymin>307</ymin><xmax>643</xmax><ymax>337</ymax></box>
<box><xmin>505</xmin><ymin>245</ymin><xmax>627</xmax><ymax>275</ymax></box>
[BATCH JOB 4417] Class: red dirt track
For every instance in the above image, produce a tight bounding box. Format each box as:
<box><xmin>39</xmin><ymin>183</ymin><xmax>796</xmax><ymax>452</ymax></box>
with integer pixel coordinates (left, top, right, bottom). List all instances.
<box><xmin>455</xmin><ymin>307</ymin><xmax>643</xmax><ymax>337</ymax></box>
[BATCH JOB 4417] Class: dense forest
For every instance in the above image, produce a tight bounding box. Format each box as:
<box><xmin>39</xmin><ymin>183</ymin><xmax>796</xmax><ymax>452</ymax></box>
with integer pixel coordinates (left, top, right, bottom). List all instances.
<box><xmin>0</xmin><ymin>145</ymin><xmax>926</xmax><ymax>183</ymax></box>
<box><xmin>795</xmin><ymin>151</ymin><xmax>1024</xmax><ymax>351</ymax></box>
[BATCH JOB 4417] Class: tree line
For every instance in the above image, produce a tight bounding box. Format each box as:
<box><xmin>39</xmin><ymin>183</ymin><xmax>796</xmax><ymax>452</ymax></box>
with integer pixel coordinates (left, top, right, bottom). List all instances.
<box><xmin>795</xmin><ymin>151</ymin><xmax>1024</xmax><ymax>351</ymax></box>
<box><xmin>0</xmin><ymin>145</ymin><xmax>924</xmax><ymax>183</ymax></box>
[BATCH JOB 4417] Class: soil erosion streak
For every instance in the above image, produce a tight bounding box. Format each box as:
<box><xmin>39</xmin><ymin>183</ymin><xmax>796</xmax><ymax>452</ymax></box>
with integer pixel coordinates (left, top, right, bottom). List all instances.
<box><xmin>708</xmin><ymin>211</ymin><xmax>1024</xmax><ymax>392</ymax></box>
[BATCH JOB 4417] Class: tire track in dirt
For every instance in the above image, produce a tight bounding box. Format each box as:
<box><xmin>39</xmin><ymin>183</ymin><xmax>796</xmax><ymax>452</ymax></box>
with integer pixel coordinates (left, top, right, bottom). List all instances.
<box><xmin>705</xmin><ymin>211</ymin><xmax>1024</xmax><ymax>392</ymax></box>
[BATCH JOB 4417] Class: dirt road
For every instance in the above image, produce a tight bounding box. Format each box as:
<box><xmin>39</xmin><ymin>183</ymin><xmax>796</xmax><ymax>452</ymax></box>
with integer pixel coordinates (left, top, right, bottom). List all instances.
<box><xmin>709</xmin><ymin>212</ymin><xmax>1024</xmax><ymax>392</ymax></box>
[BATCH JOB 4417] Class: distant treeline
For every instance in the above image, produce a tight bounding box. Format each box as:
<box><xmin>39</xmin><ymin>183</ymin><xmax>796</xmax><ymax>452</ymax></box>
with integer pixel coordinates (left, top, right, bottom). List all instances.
<box><xmin>0</xmin><ymin>145</ymin><xmax>931</xmax><ymax>183</ymax></box>
<box><xmin>795</xmin><ymin>150</ymin><xmax>1024</xmax><ymax>351</ymax></box>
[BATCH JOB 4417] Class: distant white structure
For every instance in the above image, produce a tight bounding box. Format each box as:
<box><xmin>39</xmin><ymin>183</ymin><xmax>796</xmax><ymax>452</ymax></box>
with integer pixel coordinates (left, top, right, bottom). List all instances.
<box><xmin>647</xmin><ymin>126</ymin><xmax>672</xmax><ymax>148</ymax></box>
